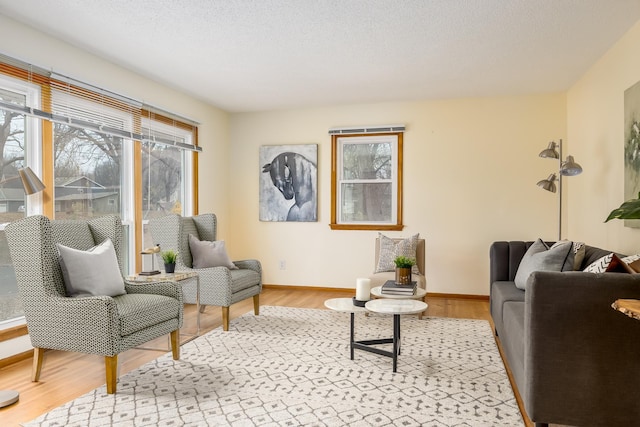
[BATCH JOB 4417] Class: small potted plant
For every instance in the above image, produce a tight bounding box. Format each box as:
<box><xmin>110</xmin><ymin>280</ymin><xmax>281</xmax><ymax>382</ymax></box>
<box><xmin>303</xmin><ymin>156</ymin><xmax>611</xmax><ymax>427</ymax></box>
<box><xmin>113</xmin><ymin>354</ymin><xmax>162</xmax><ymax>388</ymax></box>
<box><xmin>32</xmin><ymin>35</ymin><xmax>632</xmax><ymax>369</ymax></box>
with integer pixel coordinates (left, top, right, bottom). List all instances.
<box><xmin>394</xmin><ymin>255</ymin><xmax>416</xmax><ymax>285</ymax></box>
<box><xmin>161</xmin><ymin>249</ymin><xmax>178</xmax><ymax>274</ymax></box>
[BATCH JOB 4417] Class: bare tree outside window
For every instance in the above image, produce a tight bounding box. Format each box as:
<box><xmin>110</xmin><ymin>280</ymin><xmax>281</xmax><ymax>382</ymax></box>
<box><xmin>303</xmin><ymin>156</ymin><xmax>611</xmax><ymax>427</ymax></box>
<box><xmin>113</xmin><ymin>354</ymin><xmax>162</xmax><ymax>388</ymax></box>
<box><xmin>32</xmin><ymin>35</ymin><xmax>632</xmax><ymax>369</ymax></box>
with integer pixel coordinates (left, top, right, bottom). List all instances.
<box><xmin>53</xmin><ymin>124</ymin><xmax>122</xmax><ymax>220</ymax></box>
<box><xmin>140</xmin><ymin>121</ymin><xmax>189</xmax><ymax>253</ymax></box>
<box><xmin>142</xmin><ymin>142</ymin><xmax>182</xmax><ymax>219</ymax></box>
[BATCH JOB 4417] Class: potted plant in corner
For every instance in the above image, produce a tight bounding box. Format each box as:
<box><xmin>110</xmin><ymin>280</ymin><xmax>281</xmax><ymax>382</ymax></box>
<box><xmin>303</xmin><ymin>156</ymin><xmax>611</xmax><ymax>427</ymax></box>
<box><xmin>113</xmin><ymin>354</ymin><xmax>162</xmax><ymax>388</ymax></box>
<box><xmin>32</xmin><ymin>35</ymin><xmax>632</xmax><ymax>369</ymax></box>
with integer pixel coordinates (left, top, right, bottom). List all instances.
<box><xmin>161</xmin><ymin>249</ymin><xmax>178</xmax><ymax>274</ymax></box>
<box><xmin>394</xmin><ymin>255</ymin><xmax>416</xmax><ymax>285</ymax></box>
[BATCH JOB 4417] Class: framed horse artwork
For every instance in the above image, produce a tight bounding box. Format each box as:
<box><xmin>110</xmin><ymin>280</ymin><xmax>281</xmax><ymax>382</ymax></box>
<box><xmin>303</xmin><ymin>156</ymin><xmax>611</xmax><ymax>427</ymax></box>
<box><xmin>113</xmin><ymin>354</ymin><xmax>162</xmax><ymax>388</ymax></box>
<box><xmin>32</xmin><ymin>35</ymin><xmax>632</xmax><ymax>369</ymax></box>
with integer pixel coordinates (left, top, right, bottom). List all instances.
<box><xmin>260</xmin><ymin>144</ymin><xmax>318</xmax><ymax>222</ymax></box>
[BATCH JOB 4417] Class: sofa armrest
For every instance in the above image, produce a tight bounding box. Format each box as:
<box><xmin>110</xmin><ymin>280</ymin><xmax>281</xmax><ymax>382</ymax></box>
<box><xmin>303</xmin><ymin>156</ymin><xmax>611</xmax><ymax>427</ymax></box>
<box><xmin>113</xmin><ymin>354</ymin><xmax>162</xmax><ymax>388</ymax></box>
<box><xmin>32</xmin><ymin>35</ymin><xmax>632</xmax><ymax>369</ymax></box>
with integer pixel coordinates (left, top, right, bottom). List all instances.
<box><xmin>524</xmin><ymin>270</ymin><xmax>640</xmax><ymax>425</ymax></box>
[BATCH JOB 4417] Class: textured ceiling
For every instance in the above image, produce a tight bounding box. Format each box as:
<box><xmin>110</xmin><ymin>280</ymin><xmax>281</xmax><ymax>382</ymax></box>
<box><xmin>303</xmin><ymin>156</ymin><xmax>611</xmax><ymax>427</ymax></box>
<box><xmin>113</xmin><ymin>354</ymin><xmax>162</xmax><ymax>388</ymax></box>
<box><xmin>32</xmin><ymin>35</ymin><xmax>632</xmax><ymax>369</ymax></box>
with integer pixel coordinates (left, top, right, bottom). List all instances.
<box><xmin>1</xmin><ymin>0</ymin><xmax>640</xmax><ymax>113</ymax></box>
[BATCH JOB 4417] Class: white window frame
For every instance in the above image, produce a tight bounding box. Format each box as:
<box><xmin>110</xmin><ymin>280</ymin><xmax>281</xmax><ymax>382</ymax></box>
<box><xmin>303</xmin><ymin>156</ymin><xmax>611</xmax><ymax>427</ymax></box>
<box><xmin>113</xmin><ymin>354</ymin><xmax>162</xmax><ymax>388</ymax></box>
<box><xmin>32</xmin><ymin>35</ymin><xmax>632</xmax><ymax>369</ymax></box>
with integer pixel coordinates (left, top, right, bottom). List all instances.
<box><xmin>0</xmin><ymin>75</ymin><xmax>42</xmax><ymax>328</ymax></box>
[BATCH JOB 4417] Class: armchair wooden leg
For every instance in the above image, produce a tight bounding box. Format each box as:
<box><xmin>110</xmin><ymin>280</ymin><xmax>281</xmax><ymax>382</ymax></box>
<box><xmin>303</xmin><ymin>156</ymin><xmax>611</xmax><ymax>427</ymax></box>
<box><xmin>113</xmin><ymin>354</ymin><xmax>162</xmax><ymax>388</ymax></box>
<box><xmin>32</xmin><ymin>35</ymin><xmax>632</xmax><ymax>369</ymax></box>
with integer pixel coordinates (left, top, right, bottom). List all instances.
<box><xmin>222</xmin><ymin>306</ymin><xmax>230</xmax><ymax>331</ymax></box>
<box><xmin>253</xmin><ymin>294</ymin><xmax>260</xmax><ymax>315</ymax></box>
<box><xmin>32</xmin><ymin>347</ymin><xmax>44</xmax><ymax>382</ymax></box>
<box><xmin>170</xmin><ymin>330</ymin><xmax>180</xmax><ymax>360</ymax></box>
<box><xmin>199</xmin><ymin>304</ymin><xmax>206</xmax><ymax>313</ymax></box>
<box><xmin>105</xmin><ymin>355</ymin><xmax>118</xmax><ymax>394</ymax></box>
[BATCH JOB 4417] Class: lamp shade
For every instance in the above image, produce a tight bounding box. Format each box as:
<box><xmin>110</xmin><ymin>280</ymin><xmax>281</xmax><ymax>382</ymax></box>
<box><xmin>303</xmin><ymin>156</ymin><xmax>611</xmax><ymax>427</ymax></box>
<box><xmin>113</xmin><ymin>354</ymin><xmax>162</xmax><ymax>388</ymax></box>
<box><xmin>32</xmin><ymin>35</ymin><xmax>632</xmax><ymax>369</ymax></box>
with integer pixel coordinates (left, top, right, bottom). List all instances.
<box><xmin>539</xmin><ymin>141</ymin><xmax>559</xmax><ymax>159</ymax></box>
<box><xmin>18</xmin><ymin>167</ymin><xmax>45</xmax><ymax>195</ymax></box>
<box><xmin>536</xmin><ymin>173</ymin><xmax>557</xmax><ymax>193</ymax></box>
<box><xmin>560</xmin><ymin>155</ymin><xmax>583</xmax><ymax>176</ymax></box>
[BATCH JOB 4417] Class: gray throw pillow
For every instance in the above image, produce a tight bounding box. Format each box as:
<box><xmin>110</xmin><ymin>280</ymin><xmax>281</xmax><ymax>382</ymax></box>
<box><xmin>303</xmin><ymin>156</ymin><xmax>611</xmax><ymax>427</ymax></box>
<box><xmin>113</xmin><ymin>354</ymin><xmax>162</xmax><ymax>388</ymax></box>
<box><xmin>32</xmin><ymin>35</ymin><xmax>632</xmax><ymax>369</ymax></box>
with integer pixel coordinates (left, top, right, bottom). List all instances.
<box><xmin>514</xmin><ymin>238</ymin><xmax>572</xmax><ymax>290</ymax></box>
<box><xmin>57</xmin><ymin>238</ymin><xmax>125</xmax><ymax>297</ymax></box>
<box><xmin>188</xmin><ymin>234</ymin><xmax>238</xmax><ymax>270</ymax></box>
<box><xmin>550</xmin><ymin>240</ymin><xmax>585</xmax><ymax>271</ymax></box>
<box><xmin>375</xmin><ymin>233</ymin><xmax>420</xmax><ymax>275</ymax></box>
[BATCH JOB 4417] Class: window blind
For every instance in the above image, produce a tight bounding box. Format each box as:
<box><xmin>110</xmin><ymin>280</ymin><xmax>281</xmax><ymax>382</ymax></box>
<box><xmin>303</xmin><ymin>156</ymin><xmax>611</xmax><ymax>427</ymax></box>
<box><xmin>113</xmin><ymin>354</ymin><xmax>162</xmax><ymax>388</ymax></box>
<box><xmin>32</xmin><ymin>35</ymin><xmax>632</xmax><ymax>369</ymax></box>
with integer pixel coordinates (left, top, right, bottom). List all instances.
<box><xmin>0</xmin><ymin>53</ymin><xmax>201</xmax><ymax>152</ymax></box>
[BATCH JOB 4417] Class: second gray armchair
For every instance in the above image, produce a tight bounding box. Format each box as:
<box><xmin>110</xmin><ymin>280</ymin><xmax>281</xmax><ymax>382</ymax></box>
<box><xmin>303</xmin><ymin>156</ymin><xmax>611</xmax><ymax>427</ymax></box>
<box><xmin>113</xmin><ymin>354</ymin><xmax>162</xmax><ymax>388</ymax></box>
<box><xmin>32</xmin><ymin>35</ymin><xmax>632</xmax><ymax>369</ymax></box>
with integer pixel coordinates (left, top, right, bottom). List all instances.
<box><xmin>149</xmin><ymin>213</ymin><xmax>262</xmax><ymax>331</ymax></box>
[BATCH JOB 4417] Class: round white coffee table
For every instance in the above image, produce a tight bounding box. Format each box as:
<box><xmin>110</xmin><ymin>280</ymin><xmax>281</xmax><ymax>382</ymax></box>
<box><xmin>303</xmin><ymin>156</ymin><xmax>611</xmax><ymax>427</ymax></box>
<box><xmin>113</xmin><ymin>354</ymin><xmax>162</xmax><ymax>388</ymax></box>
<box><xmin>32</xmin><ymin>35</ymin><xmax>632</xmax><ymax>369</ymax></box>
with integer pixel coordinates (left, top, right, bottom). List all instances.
<box><xmin>370</xmin><ymin>285</ymin><xmax>427</xmax><ymax>319</ymax></box>
<box><xmin>364</xmin><ymin>299</ymin><xmax>428</xmax><ymax>372</ymax></box>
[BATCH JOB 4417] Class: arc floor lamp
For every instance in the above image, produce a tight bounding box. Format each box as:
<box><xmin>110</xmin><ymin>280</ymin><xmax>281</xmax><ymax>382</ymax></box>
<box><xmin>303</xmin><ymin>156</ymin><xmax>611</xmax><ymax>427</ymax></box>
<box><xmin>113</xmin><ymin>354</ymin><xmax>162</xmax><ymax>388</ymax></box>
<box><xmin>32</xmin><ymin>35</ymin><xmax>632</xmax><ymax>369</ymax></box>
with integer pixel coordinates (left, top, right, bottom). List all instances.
<box><xmin>536</xmin><ymin>139</ymin><xmax>583</xmax><ymax>241</ymax></box>
<box><xmin>0</xmin><ymin>166</ymin><xmax>45</xmax><ymax>408</ymax></box>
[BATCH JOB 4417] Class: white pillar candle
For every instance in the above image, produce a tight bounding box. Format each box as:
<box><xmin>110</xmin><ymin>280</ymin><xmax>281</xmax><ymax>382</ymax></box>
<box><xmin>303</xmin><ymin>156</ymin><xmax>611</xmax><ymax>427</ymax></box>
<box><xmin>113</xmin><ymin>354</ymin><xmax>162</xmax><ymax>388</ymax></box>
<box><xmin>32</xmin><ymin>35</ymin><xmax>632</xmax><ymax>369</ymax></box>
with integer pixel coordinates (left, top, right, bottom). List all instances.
<box><xmin>355</xmin><ymin>278</ymin><xmax>371</xmax><ymax>301</ymax></box>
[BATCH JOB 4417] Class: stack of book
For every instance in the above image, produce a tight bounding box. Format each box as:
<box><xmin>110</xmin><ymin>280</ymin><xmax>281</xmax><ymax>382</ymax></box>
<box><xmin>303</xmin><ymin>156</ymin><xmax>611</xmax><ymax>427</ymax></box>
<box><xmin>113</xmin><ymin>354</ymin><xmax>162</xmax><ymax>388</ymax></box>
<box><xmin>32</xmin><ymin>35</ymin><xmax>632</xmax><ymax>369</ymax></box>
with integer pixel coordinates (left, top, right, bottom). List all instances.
<box><xmin>381</xmin><ymin>280</ymin><xmax>417</xmax><ymax>296</ymax></box>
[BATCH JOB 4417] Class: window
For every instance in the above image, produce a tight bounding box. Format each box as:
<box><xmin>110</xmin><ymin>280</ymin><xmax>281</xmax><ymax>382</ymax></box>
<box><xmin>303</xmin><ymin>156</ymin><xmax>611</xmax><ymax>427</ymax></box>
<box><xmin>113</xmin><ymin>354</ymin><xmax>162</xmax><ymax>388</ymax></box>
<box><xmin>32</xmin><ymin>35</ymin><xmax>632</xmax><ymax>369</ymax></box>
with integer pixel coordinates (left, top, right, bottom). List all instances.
<box><xmin>0</xmin><ymin>54</ymin><xmax>200</xmax><ymax>328</ymax></box>
<box><xmin>141</xmin><ymin>116</ymin><xmax>195</xmax><ymax>254</ymax></box>
<box><xmin>330</xmin><ymin>132</ymin><xmax>403</xmax><ymax>230</ymax></box>
<box><xmin>0</xmin><ymin>75</ymin><xmax>41</xmax><ymax>325</ymax></box>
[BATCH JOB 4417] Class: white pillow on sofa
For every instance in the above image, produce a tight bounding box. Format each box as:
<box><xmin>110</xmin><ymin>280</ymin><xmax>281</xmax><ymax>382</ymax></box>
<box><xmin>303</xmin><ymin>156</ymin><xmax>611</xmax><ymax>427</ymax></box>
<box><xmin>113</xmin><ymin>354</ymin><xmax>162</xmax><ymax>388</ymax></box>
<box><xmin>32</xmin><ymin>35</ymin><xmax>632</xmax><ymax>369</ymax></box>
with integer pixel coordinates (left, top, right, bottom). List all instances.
<box><xmin>188</xmin><ymin>234</ymin><xmax>238</xmax><ymax>270</ymax></box>
<box><xmin>514</xmin><ymin>238</ymin><xmax>572</xmax><ymax>290</ymax></box>
<box><xmin>57</xmin><ymin>238</ymin><xmax>125</xmax><ymax>297</ymax></box>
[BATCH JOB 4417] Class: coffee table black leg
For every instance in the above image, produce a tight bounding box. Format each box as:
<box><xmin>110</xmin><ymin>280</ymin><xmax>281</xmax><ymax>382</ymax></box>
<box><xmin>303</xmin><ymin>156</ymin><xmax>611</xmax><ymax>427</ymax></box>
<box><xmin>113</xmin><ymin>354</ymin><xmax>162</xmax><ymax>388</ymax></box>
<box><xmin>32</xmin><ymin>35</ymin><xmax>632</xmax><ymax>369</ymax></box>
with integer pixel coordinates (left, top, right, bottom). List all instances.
<box><xmin>350</xmin><ymin>312</ymin><xmax>355</xmax><ymax>360</ymax></box>
<box><xmin>393</xmin><ymin>314</ymin><xmax>400</xmax><ymax>372</ymax></box>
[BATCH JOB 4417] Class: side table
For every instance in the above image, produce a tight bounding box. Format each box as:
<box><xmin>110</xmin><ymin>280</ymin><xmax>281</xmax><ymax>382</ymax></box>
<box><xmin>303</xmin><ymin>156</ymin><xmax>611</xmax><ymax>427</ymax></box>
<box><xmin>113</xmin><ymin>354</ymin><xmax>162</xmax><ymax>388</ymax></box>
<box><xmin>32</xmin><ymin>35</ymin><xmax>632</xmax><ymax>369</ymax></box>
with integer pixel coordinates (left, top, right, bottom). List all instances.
<box><xmin>612</xmin><ymin>299</ymin><xmax>640</xmax><ymax>320</ymax></box>
<box><xmin>127</xmin><ymin>271</ymin><xmax>200</xmax><ymax>349</ymax></box>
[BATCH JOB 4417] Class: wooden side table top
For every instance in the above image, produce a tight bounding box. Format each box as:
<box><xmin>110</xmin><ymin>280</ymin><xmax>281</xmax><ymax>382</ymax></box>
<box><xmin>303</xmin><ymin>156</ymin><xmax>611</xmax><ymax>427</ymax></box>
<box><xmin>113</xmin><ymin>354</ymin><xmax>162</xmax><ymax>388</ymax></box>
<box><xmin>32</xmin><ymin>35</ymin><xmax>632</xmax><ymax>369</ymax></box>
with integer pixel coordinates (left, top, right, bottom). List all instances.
<box><xmin>612</xmin><ymin>299</ymin><xmax>640</xmax><ymax>321</ymax></box>
<box><xmin>126</xmin><ymin>271</ymin><xmax>198</xmax><ymax>282</ymax></box>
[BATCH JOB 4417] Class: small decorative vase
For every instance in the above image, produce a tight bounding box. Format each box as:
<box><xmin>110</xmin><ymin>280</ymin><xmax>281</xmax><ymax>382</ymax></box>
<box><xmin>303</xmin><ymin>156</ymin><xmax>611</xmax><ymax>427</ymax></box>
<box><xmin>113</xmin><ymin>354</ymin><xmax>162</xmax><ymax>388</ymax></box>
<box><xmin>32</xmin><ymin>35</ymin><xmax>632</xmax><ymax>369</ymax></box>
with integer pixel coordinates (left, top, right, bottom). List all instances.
<box><xmin>164</xmin><ymin>263</ymin><xmax>176</xmax><ymax>274</ymax></box>
<box><xmin>395</xmin><ymin>267</ymin><xmax>412</xmax><ymax>285</ymax></box>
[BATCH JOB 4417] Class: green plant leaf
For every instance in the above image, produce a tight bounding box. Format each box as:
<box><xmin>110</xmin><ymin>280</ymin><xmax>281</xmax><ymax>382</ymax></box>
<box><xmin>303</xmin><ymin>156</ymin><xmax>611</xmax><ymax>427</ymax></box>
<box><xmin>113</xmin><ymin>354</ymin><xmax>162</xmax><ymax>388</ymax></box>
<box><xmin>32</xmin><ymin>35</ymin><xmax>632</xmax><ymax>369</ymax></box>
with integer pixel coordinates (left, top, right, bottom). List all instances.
<box><xmin>161</xmin><ymin>249</ymin><xmax>178</xmax><ymax>263</ymax></box>
<box><xmin>605</xmin><ymin>192</ymin><xmax>640</xmax><ymax>222</ymax></box>
<box><xmin>393</xmin><ymin>255</ymin><xmax>416</xmax><ymax>268</ymax></box>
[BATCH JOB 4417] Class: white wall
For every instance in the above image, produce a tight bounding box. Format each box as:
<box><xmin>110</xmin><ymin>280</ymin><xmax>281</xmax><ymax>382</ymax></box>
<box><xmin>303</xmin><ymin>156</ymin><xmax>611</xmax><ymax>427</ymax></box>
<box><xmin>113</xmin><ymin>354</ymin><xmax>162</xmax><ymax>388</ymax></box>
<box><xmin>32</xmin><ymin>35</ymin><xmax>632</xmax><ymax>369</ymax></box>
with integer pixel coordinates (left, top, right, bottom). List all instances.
<box><xmin>567</xmin><ymin>20</ymin><xmax>640</xmax><ymax>254</ymax></box>
<box><xmin>229</xmin><ymin>95</ymin><xmax>566</xmax><ymax>295</ymax></box>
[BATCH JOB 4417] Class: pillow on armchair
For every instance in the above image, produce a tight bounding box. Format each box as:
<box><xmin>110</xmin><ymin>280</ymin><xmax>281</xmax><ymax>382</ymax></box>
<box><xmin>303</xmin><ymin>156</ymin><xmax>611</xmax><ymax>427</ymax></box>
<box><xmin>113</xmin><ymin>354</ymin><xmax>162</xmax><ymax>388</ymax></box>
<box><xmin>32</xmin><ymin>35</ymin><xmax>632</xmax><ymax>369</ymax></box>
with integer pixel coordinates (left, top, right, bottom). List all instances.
<box><xmin>374</xmin><ymin>233</ymin><xmax>421</xmax><ymax>275</ymax></box>
<box><xmin>57</xmin><ymin>238</ymin><xmax>125</xmax><ymax>297</ymax></box>
<box><xmin>188</xmin><ymin>234</ymin><xmax>238</xmax><ymax>269</ymax></box>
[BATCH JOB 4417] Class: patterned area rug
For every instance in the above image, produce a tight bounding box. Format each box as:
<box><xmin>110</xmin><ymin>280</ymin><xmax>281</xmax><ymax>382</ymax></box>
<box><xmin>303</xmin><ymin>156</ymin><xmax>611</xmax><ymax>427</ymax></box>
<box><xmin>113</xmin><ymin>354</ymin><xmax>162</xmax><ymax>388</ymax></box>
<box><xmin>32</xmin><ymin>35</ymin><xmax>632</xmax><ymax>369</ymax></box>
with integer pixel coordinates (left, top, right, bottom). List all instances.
<box><xmin>23</xmin><ymin>306</ymin><xmax>522</xmax><ymax>426</ymax></box>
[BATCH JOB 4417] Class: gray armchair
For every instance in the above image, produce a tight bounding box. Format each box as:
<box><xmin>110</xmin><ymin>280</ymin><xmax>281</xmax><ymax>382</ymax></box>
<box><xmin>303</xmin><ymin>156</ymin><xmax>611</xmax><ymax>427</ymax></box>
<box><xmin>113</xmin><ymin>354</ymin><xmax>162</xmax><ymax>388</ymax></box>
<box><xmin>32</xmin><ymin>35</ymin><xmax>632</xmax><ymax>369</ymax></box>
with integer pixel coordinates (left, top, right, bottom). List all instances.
<box><xmin>149</xmin><ymin>213</ymin><xmax>262</xmax><ymax>331</ymax></box>
<box><xmin>5</xmin><ymin>215</ymin><xmax>183</xmax><ymax>394</ymax></box>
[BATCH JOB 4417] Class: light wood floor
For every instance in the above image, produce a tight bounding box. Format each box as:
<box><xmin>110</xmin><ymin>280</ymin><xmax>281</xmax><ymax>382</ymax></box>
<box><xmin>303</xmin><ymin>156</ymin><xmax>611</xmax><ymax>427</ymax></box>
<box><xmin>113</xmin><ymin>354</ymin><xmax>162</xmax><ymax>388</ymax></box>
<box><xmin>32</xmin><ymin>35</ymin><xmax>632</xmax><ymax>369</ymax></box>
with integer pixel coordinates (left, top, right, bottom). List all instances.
<box><xmin>0</xmin><ymin>287</ymin><xmax>526</xmax><ymax>427</ymax></box>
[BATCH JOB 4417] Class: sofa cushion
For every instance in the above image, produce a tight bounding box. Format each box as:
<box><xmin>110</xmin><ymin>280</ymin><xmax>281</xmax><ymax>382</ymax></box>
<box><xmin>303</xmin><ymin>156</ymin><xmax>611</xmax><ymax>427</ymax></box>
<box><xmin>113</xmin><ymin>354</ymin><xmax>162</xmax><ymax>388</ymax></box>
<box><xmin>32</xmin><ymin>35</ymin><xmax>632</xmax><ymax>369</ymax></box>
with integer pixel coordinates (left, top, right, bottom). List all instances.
<box><xmin>514</xmin><ymin>239</ymin><xmax>572</xmax><ymax>290</ymax></box>
<box><xmin>501</xmin><ymin>301</ymin><xmax>526</xmax><ymax>393</ymax></box>
<box><xmin>114</xmin><ymin>293</ymin><xmax>181</xmax><ymax>336</ymax></box>
<box><xmin>490</xmin><ymin>280</ymin><xmax>525</xmax><ymax>338</ymax></box>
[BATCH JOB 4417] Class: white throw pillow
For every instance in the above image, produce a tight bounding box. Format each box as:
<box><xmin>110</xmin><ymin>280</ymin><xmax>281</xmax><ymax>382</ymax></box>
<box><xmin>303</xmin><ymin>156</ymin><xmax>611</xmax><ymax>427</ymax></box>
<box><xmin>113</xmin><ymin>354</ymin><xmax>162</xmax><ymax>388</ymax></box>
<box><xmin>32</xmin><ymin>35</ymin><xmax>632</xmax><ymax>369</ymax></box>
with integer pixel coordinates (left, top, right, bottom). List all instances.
<box><xmin>583</xmin><ymin>253</ymin><xmax>614</xmax><ymax>273</ymax></box>
<box><xmin>188</xmin><ymin>234</ymin><xmax>238</xmax><ymax>269</ymax></box>
<box><xmin>57</xmin><ymin>238</ymin><xmax>125</xmax><ymax>297</ymax></box>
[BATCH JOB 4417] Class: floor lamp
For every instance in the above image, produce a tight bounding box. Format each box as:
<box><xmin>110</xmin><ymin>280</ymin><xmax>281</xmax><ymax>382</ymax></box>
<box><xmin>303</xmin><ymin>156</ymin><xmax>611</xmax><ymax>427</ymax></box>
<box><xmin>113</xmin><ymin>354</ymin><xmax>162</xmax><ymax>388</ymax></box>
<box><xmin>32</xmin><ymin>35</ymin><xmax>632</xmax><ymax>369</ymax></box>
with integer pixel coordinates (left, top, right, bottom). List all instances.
<box><xmin>0</xmin><ymin>166</ymin><xmax>45</xmax><ymax>408</ymax></box>
<box><xmin>536</xmin><ymin>140</ymin><xmax>583</xmax><ymax>241</ymax></box>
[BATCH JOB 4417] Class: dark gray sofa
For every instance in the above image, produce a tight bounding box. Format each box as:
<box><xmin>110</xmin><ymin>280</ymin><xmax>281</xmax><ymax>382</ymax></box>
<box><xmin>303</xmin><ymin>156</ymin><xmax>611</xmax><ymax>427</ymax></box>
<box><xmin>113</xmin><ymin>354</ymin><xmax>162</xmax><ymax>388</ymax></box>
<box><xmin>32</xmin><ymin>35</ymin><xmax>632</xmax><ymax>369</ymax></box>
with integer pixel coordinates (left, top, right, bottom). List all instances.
<box><xmin>490</xmin><ymin>241</ymin><xmax>640</xmax><ymax>427</ymax></box>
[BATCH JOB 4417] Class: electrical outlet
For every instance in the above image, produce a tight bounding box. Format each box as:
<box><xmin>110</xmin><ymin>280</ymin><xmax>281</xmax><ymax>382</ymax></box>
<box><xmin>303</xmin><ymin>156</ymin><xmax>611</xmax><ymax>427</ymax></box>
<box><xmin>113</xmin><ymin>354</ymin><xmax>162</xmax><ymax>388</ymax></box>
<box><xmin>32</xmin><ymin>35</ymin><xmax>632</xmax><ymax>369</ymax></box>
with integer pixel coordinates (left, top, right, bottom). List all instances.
<box><xmin>279</xmin><ymin>260</ymin><xmax>286</xmax><ymax>270</ymax></box>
